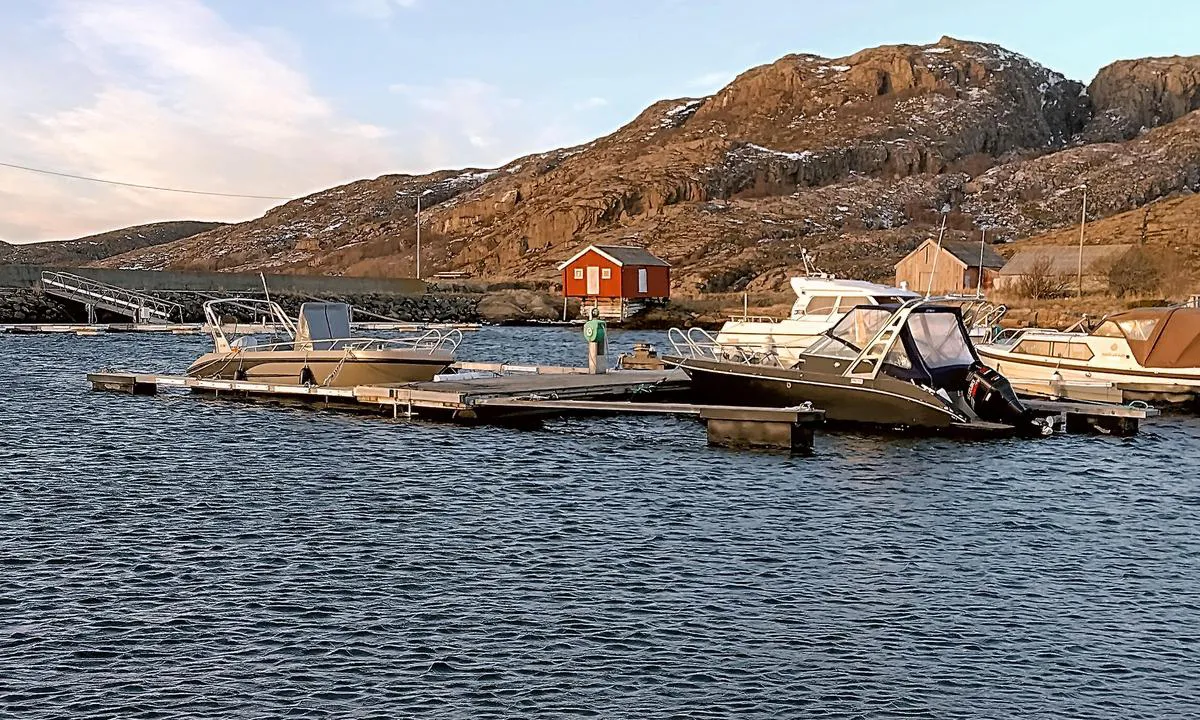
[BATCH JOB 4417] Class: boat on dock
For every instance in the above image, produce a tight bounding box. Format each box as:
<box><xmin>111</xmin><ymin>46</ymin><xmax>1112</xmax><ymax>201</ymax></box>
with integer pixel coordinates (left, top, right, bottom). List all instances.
<box><xmin>666</xmin><ymin>298</ymin><xmax>1152</xmax><ymax>436</ymax></box>
<box><xmin>713</xmin><ymin>267</ymin><xmax>1005</xmax><ymax>367</ymax></box>
<box><xmin>187</xmin><ymin>299</ymin><xmax>461</xmax><ymax>387</ymax></box>
<box><xmin>977</xmin><ymin>307</ymin><xmax>1200</xmax><ymax>406</ymax></box>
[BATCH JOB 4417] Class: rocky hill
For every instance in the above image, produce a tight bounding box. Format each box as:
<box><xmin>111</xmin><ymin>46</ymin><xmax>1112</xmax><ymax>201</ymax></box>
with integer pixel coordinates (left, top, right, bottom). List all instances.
<box><xmin>1011</xmin><ymin>191</ymin><xmax>1200</xmax><ymax>269</ymax></box>
<box><xmin>95</xmin><ymin>37</ymin><xmax>1200</xmax><ymax>295</ymax></box>
<box><xmin>3</xmin><ymin>221</ymin><xmax>222</xmax><ymax>266</ymax></box>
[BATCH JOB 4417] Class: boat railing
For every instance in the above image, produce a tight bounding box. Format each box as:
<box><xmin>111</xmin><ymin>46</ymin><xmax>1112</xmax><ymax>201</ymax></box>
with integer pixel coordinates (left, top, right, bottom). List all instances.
<box><xmin>226</xmin><ymin>329</ymin><xmax>463</xmax><ymax>355</ymax></box>
<box><xmin>725</xmin><ymin>315</ymin><xmax>780</xmax><ymax>323</ymax></box>
<box><xmin>668</xmin><ymin>327</ymin><xmax>784</xmax><ymax>367</ymax></box>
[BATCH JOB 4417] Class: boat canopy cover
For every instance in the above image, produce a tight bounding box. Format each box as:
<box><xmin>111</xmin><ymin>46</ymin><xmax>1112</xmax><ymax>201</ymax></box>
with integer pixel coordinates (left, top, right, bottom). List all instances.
<box><xmin>1099</xmin><ymin>307</ymin><xmax>1200</xmax><ymax>368</ymax></box>
<box><xmin>295</xmin><ymin>302</ymin><xmax>352</xmax><ymax>351</ymax></box>
<box><xmin>817</xmin><ymin>305</ymin><xmax>979</xmax><ymax>385</ymax></box>
<box><xmin>907</xmin><ymin>311</ymin><xmax>977</xmax><ymax>369</ymax></box>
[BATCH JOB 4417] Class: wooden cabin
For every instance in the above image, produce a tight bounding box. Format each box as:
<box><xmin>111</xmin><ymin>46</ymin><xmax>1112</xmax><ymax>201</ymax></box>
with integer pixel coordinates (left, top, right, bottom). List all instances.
<box><xmin>994</xmin><ymin>245</ymin><xmax>1134</xmax><ymax>293</ymax></box>
<box><xmin>894</xmin><ymin>239</ymin><xmax>1006</xmax><ymax>295</ymax></box>
<box><xmin>558</xmin><ymin>244</ymin><xmax>670</xmax><ymax>320</ymax></box>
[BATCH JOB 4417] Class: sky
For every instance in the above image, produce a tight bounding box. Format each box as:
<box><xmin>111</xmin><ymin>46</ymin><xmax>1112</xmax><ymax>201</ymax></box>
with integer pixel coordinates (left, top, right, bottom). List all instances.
<box><xmin>1</xmin><ymin>0</ymin><xmax>1197</xmax><ymax>244</ymax></box>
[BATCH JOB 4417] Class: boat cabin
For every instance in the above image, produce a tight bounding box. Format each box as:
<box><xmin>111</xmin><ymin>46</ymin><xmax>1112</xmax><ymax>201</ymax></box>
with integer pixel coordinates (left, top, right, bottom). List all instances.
<box><xmin>786</xmin><ymin>276</ymin><xmax>917</xmax><ymax>320</ymax></box>
<box><xmin>805</xmin><ymin>304</ymin><xmax>981</xmax><ymax>387</ymax></box>
<box><xmin>294</xmin><ymin>303</ymin><xmax>353</xmax><ymax>351</ymax></box>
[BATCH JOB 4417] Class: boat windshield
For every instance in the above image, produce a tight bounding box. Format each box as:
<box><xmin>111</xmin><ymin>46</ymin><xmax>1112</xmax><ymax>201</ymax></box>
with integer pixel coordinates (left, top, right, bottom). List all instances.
<box><xmin>806</xmin><ymin>306</ymin><xmax>893</xmax><ymax>358</ymax></box>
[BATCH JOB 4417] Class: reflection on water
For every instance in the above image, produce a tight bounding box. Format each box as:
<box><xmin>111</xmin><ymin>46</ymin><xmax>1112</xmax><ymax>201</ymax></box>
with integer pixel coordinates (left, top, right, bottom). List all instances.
<box><xmin>2</xmin><ymin>328</ymin><xmax>1199</xmax><ymax>718</ymax></box>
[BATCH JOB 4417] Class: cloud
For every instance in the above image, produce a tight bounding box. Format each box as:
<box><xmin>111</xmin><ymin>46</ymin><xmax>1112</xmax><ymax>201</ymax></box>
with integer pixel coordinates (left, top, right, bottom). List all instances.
<box><xmin>341</xmin><ymin>0</ymin><xmax>417</xmax><ymax>20</ymax></box>
<box><xmin>0</xmin><ymin>0</ymin><xmax>395</xmax><ymax>242</ymax></box>
<box><xmin>389</xmin><ymin>79</ymin><xmax>580</xmax><ymax>169</ymax></box>
<box><xmin>686</xmin><ymin>70</ymin><xmax>735</xmax><ymax>92</ymax></box>
<box><xmin>0</xmin><ymin>0</ymin><xmax>601</xmax><ymax>243</ymax></box>
<box><xmin>572</xmin><ymin>96</ymin><xmax>608</xmax><ymax>111</ymax></box>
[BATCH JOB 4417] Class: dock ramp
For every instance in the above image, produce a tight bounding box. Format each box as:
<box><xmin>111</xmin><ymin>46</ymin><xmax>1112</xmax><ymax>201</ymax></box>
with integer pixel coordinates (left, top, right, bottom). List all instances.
<box><xmin>40</xmin><ymin>271</ymin><xmax>183</xmax><ymax>323</ymax></box>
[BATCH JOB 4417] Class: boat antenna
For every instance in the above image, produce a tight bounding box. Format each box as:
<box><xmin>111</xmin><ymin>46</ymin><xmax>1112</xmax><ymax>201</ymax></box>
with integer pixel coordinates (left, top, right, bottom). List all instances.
<box><xmin>976</xmin><ymin>226</ymin><xmax>986</xmax><ymax>300</ymax></box>
<box><xmin>260</xmin><ymin>272</ymin><xmax>271</xmax><ymax>305</ymax></box>
<box><xmin>799</xmin><ymin>248</ymin><xmax>831</xmax><ymax>279</ymax></box>
<box><xmin>925</xmin><ymin>211</ymin><xmax>949</xmax><ymax>298</ymax></box>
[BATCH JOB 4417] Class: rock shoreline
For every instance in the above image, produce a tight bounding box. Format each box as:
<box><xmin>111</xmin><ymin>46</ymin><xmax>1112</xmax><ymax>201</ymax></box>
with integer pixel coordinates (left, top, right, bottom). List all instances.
<box><xmin>0</xmin><ymin>287</ymin><xmax>720</xmax><ymax>329</ymax></box>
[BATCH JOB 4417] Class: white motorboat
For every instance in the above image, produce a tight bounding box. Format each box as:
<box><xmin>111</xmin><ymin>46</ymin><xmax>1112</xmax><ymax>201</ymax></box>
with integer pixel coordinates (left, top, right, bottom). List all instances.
<box><xmin>714</xmin><ymin>273</ymin><xmax>920</xmax><ymax>367</ymax></box>
<box><xmin>977</xmin><ymin>307</ymin><xmax>1200</xmax><ymax>405</ymax></box>
<box><xmin>188</xmin><ymin>299</ymin><xmax>461</xmax><ymax>387</ymax></box>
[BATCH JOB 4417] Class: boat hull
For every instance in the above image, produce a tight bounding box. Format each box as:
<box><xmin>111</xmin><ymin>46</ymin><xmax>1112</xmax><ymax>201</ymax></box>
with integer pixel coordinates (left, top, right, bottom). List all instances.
<box><xmin>187</xmin><ymin>350</ymin><xmax>453</xmax><ymax>387</ymax></box>
<box><xmin>978</xmin><ymin>347</ymin><xmax>1200</xmax><ymax>405</ymax></box>
<box><xmin>668</xmin><ymin>356</ymin><xmax>965</xmax><ymax>430</ymax></box>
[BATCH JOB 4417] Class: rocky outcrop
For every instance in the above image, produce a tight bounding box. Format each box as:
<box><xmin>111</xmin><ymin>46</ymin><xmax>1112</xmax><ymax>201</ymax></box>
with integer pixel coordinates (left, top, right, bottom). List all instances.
<box><xmin>1086</xmin><ymin>56</ymin><xmax>1200</xmax><ymax>141</ymax></box>
<box><xmin>88</xmin><ymin>39</ymin><xmax>1200</xmax><ymax>293</ymax></box>
<box><xmin>0</xmin><ymin>289</ymin><xmax>482</xmax><ymax>325</ymax></box>
<box><xmin>476</xmin><ymin>290</ymin><xmax>569</xmax><ymax>323</ymax></box>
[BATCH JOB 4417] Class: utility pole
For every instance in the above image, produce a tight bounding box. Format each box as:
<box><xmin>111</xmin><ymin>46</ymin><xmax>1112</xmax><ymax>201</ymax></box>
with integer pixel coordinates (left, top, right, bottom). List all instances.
<box><xmin>976</xmin><ymin>227</ymin><xmax>986</xmax><ymax>299</ymax></box>
<box><xmin>1077</xmin><ymin>184</ymin><xmax>1087</xmax><ymax>298</ymax></box>
<box><xmin>925</xmin><ymin>212</ymin><xmax>948</xmax><ymax>298</ymax></box>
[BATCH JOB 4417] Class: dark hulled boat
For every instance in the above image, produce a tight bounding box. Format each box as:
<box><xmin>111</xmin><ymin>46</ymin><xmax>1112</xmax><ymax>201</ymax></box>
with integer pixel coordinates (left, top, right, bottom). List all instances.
<box><xmin>667</xmin><ymin>300</ymin><xmax>1046</xmax><ymax>435</ymax></box>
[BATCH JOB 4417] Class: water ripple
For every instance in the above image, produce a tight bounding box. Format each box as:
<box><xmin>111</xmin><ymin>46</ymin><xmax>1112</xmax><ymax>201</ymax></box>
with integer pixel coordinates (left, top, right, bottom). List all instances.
<box><xmin>1</xmin><ymin>329</ymin><xmax>1199</xmax><ymax>718</ymax></box>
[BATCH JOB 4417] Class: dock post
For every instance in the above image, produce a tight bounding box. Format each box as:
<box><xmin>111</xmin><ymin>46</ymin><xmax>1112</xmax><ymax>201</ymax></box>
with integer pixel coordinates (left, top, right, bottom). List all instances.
<box><xmin>1065</xmin><ymin>412</ymin><xmax>1139</xmax><ymax>436</ymax></box>
<box><xmin>583</xmin><ymin>313</ymin><xmax>608</xmax><ymax>375</ymax></box>
<box><xmin>699</xmin><ymin>407</ymin><xmax>819</xmax><ymax>453</ymax></box>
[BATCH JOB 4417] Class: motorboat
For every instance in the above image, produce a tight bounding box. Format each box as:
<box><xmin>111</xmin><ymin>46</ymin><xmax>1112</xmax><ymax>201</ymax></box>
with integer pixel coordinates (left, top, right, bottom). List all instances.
<box><xmin>977</xmin><ymin>307</ymin><xmax>1200</xmax><ymax>405</ymax></box>
<box><xmin>668</xmin><ymin>298</ymin><xmax>1048</xmax><ymax>435</ymax></box>
<box><xmin>187</xmin><ymin>299</ymin><xmax>460</xmax><ymax>387</ymax></box>
<box><xmin>713</xmin><ymin>269</ymin><xmax>1007</xmax><ymax>366</ymax></box>
<box><xmin>715</xmin><ymin>275</ymin><xmax>920</xmax><ymax>366</ymax></box>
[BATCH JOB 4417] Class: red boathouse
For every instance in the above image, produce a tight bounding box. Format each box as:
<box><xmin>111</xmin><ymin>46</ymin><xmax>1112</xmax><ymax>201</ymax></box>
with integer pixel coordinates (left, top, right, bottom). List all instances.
<box><xmin>558</xmin><ymin>244</ymin><xmax>671</xmax><ymax>320</ymax></box>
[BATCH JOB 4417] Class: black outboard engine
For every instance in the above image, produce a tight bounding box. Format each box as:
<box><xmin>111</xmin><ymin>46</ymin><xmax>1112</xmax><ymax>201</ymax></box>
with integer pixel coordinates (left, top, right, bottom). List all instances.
<box><xmin>965</xmin><ymin>363</ymin><xmax>1042</xmax><ymax>431</ymax></box>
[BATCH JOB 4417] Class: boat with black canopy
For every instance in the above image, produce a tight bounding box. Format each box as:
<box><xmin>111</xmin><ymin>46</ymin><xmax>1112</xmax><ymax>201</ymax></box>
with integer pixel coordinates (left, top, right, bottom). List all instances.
<box><xmin>666</xmin><ymin>298</ymin><xmax>1048</xmax><ymax>435</ymax></box>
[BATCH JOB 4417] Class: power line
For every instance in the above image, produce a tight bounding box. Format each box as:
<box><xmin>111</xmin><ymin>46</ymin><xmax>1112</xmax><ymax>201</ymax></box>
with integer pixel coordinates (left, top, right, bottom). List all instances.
<box><xmin>0</xmin><ymin>160</ymin><xmax>294</xmax><ymax>200</ymax></box>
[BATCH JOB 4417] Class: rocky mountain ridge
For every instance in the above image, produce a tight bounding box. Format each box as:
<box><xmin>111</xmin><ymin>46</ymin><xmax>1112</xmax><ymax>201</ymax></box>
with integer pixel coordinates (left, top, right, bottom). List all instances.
<box><xmin>3</xmin><ymin>221</ymin><xmax>221</xmax><ymax>267</ymax></box>
<box><xmin>94</xmin><ymin>37</ymin><xmax>1200</xmax><ymax>295</ymax></box>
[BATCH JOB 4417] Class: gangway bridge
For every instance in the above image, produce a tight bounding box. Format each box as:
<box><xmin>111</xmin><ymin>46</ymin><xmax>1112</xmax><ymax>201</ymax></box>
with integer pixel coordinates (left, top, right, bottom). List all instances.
<box><xmin>39</xmin><ymin>271</ymin><xmax>184</xmax><ymax>324</ymax></box>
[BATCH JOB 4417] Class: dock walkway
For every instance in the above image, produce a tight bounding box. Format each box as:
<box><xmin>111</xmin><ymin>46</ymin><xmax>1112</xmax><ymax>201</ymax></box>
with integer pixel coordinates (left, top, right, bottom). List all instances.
<box><xmin>2</xmin><ymin>321</ymin><xmax>481</xmax><ymax>336</ymax></box>
<box><xmin>87</xmin><ymin>366</ymin><xmax>822</xmax><ymax>452</ymax></box>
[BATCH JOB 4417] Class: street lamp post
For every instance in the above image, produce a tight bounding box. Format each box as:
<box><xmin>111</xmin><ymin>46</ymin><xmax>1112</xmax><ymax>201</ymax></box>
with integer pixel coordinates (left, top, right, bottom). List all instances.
<box><xmin>1077</xmin><ymin>184</ymin><xmax>1088</xmax><ymax>298</ymax></box>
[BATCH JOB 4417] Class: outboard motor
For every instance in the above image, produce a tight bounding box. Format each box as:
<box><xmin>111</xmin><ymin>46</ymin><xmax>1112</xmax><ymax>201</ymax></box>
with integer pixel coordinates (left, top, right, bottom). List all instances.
<box><xmin>965</xmin><ymin>363</ymin><xmax>1046</xmax><ymax>433</ymax></box>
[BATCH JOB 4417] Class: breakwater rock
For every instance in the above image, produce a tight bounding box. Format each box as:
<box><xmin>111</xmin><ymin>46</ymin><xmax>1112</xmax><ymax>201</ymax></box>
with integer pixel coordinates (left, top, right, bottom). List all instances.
<box><xmin>195</xmin><ymin>292</ymin><xmax>482</xmax><ymax>324</ymax></box>
<box><xmin>0</xmin><ymin>286</ymin><xmax>586</xmax><ymax>325</ymax></box>
<box><xmin>0</xmin><ymin>290</ymin><xmax>75</xmax><ymax>323</ymax></box>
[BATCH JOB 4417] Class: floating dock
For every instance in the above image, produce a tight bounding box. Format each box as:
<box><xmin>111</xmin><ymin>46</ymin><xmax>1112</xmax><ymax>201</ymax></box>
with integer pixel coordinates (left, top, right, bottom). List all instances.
<box><xmin>87</xmin><ymin>366</ymin><xmax>824</xmax><ymax>453</ymax></box>
<box><xmin>86</xmin><ymin>361</ymin><xmax>1162</xmax><ymax>451</ymax></box>
<box><xmin>1021</xmin><ymin>397</ymin><xmax>1159</xmax><ymax>436</ymax></box>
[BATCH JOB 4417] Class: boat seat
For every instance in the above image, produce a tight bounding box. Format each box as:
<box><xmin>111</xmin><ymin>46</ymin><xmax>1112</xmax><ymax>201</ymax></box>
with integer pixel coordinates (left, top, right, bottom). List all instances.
<box><xmin>294</xmin><ymin>302</ymin><xmax>353</xmax><ymax>351</ymax></box>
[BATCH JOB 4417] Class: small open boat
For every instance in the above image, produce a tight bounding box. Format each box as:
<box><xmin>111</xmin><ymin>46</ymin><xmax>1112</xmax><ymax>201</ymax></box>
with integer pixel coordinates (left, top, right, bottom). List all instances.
<box><xmin>667</xmin><ymin>298</ymin><xmax>1048</xmax><ymax>435</ymax></box>
<box><xmin>188</xmin><ymin>299</ymin><xmax>460</xmax><ymax>387</ymax></box>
